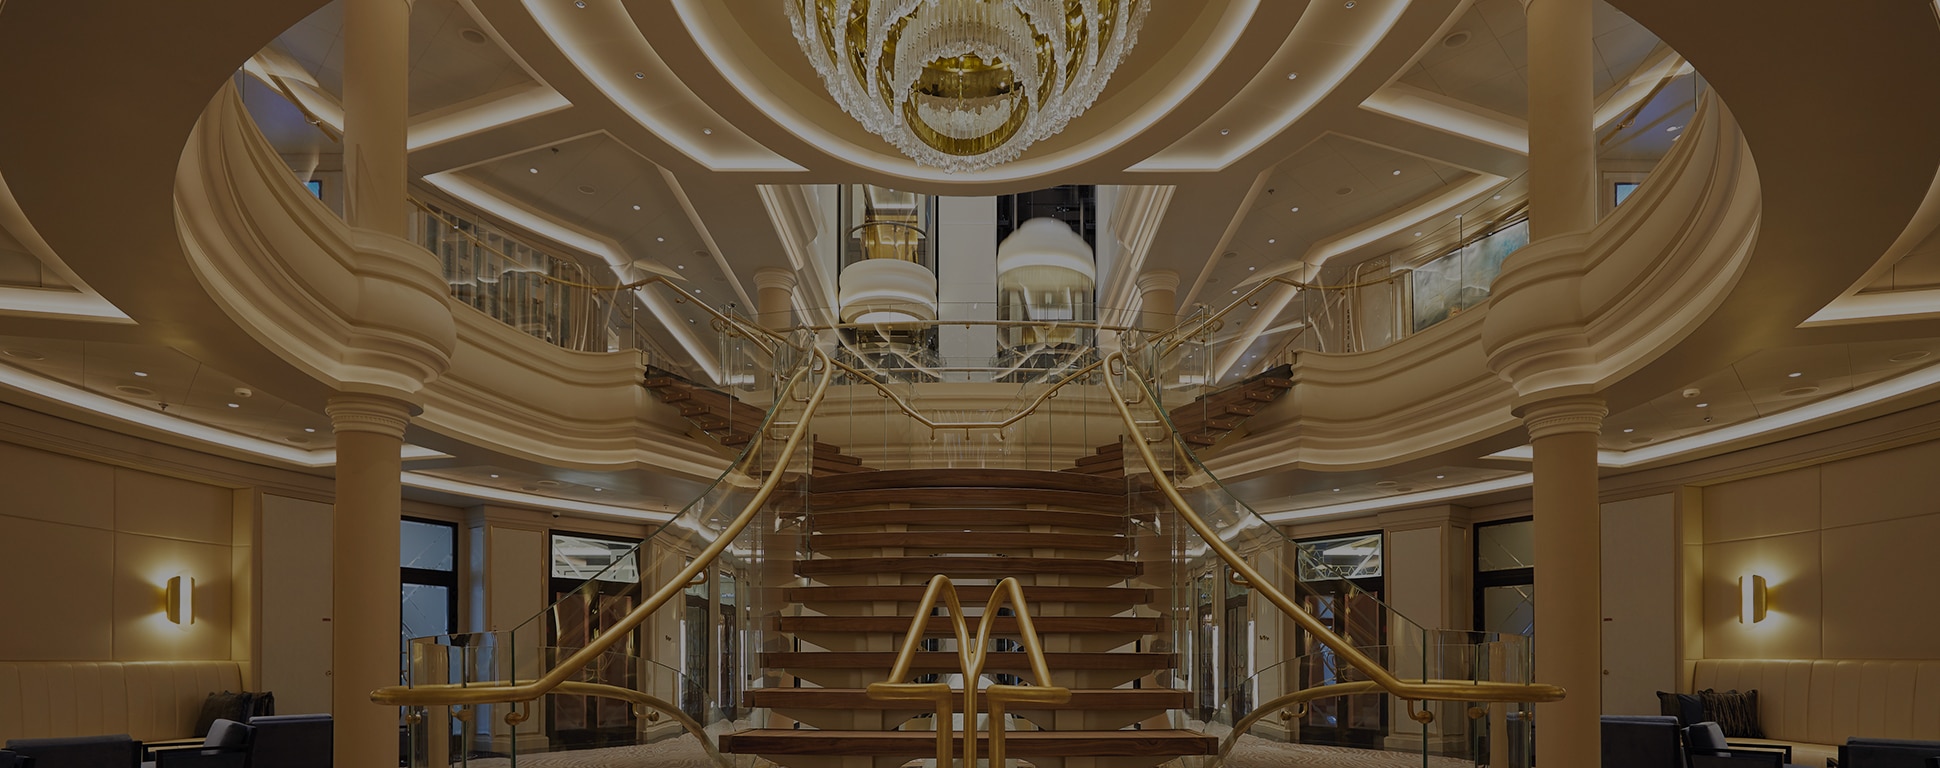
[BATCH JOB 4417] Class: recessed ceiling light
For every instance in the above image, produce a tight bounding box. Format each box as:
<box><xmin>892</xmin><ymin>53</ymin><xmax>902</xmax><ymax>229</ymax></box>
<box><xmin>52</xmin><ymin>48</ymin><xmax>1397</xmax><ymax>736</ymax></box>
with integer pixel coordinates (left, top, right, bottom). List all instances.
<box><xmin>226</xmin><ymin>403</ymin><xmax>240</xmax><ymax>408</ymax></box>
<box><xmin>1696</xmin><ymin>402</ymin><xmax>1709</xmax><ymax>408</ymax></box>
<box><xmin>1289</xmin><ymin>206</ymin><xmax>1300</xmax><ymax>213</ymax></box>
<box><xmin>1492</xmin><ymin>194</ymin><xmax>1503</xmax><ymax>200</ymax></box>
<box><xmin>1248</xmin><ymin>266</ymin><xmax>1257</xmax><ymax>271</ymax></box>
<box><xmin>1343</xmin><ymin>0</ymin><xmax>1355</xmax><ymax>7</ymax></box>
<box><xmin>676</xmin><ymin>264</ymin><xmax>685</xmax><ymax>270</ymax></box>
<box><xmin>573</xmin><ymin>0</ymin><xmax>585</xmax><ymax>7</ymax></box>
<box><xmin>1413</xmin><ymin>231</ymin><xmax>1423</xmax><ymax>237</ymax></box>
<box><xmin>133</xmin><ymin>371</ymin><xmax>149</xmax><ymax>377</ymax></box>
<box><xmin>576</xmin><ymin>185</ymin><xmax>596</xmax><ymax>195</ymax></box>
<box><xmin>1441</xmin><ymin>30</ymin><xmax>1471</xmax><ymax>48</ymax></box>
<box><xmin>702</xmin><ymin>128</ymin><xmax>714</xmax><ymax>135</ymax></box>
<box><xmin>489</xmin><ymin>474</ymin><xmax>500</xmax><ymax>478</ymax></box>
<box><xmin>1623</xmin><ymin>428</ymin><xmax>1635</xmax><ymax>433</ymax></box>
<box><xmin>1267</xmin><ymin>238</ymin><xmax>1276</xmax><ymax>244</ymax></box>
<box><xmin>1332</xmin><ymin>488</ymin><xmax>1342</xmax><ymax>492</ymax></box>
<box><xmin>1391</xmin><ymin>169</ymin><xmax>1402</xmax><ymax>176</ymax></box>
<box><xmin>1787</xmin><ymin>371</ymin><xmax>1803</xmax><ymax>378</ymax></box>
<box><xmin>632</xmin><ymin>204</ymin><xmax>642</xmax><ymax>211</ymax></box>
<box><xmin>633</xmin><ymin>71</ymin><xmax>646</xmax><ymax>80</ymax></box>
<box><xmin>536</xmin><ymin>480</ymin><xmax>561</xmax><ymax>487</ymax></box>
<box><xmin>1666</xmin><ymin>125</ymin><xmax>1683</xmax><ymax>133</ymax></box>
<box><xmin>1888</xmin><ymin>350</ymin><xmax>1931</xmax><ymax>363</ymax></box>
<box><xmin>528</xmin><ymin>167</ymin><xmax>538</xmax><ymax>174</ymax></box>
<box><xmin>1230</xmin><ymin>290</ymin><xmax>1238</xmax><ymax>295</ymax></box>
<box><xmin>657</xmin><ymin>236</ymin><xmax>666</xmax><ymax>242</ymax></box>
<box><xmin>1287</xmin><ymin>72</ymin><xmax>1299</xmax><ymax>80</ymax></box>
<box><xmin>1780</xmin><ymin>386</ymin><xmax>1821</xmax><ymax>397</ymax></box>
<box><xmin>1335</xmin><ymin>187</ymin><xmax>1353</xmax><ymax>196</ymax></box>
<box><xmin>593</xmin><ymin>487</ymin><xmax>603</xmax><ymax>492</ymax></box>
<box><xmin>1435</xmin><ymin>474</ymin><xmax>1446</xmax><ymax>479</ymax></box>
<box><xmin>1219</xmin><ymin>128</ymin><xmax>1231</xmax><ymax>136</ymax></box>
<box><xmin>459</xmin><ymin>28</ymin><xmax>488</xmax><ymax>44</ymax></box>
<box><xmin>693</xmin><ymin>289</ymin><xmax>701</xmax><ymax>294</ymax></box>
<box><xmin>304</xmin><ymin>428</ymin><xmax>316</xmax><ymax>433</ymax></box>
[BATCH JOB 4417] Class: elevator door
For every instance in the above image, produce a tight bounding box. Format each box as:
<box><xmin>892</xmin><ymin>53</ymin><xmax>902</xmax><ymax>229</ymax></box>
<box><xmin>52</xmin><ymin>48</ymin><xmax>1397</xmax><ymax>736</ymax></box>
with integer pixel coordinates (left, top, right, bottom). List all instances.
<box><xmin>546</xmin><ymin>581</ymin><xmax>638</xmax><ymax>748</ymax></box>
<box><xmin>1297</xmin><ymin>586</ymin><xmax>1387</xmax><ymax>748</ymax></box>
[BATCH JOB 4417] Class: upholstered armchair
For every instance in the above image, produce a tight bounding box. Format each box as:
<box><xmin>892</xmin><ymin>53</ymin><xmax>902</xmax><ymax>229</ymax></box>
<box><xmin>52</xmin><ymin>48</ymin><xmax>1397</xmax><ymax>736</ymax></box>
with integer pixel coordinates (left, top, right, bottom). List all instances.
<box><xmin>1686</xmin><ymin>722</ymin><xmax>1804</xmax><ymax>768</ymax></box>
<box><xmin>3</xmin><ymin>735</ymin><xmax>141</xmax><ymax>768</ymax></box>
<box><xmin>0</xmin><ymin>749</ymin><xmax>34</xmax><ymax>768</ymax></box>
<box><xmin>141</xmin><ymin>720</ymin><xmax>251</xmax><ymax>768</ymax></box>
<box><xmin>1604</xmin><ymin>715</ymin><xmax>1687</xmax><ymax>768</ymax></box>
<box><xmin>1836</xmin><ymin>737</ymin><xmax>1940</xmax><ymax>768</ymax></box>
<box><xmin>243</xmin><ymin>715</ymin><xmax>329</xmax><ymax>768</ymax></box>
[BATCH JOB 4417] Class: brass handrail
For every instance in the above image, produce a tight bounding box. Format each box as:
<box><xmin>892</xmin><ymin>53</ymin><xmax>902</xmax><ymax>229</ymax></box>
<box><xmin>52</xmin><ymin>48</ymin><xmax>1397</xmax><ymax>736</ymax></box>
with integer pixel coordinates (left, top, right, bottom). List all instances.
<box><xmin>865</xmin><ymin>575</ymin><xmax>1071</xmax><ymax>768</ymax></box>
<box><xmin>1098</xmin><ymin>351</ymin><xmax>1566</xmax><ymax>713</ymax></box>
<box><xmin>371</xmin><ymin>335</ymin><xmax>834</xmax><ymax>708</ymax></box>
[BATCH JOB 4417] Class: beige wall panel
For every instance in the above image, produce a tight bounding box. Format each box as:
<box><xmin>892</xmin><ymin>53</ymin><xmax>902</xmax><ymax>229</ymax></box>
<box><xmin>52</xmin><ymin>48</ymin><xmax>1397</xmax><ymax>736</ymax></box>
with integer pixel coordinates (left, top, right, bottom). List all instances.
<box><xmin>114</xmin><ymin>469</ymin><xmax>233</xmax><ymax>544</ymax></box>
<box><xmin>1701</xmin><ymin>467</ymin><xmax>1819</xmax><ymax>543</ymax></box>
<box><xmin>0</xmin><ymin>442</ymin><xmax>114</xmax><ymax>530</ymax></box>
<box><xmin>1703</xmin><ymin>532</ymin><xmax>1822</xmax><ymax>659</ymax></box>
<box><xmin>260</xmin><ymin>495</ymin><xmax>333</xmax><ymax>714</ymax></box>
<box><xmin>111</xmin><ymin>532</ymin><xmax>232</xmax><ymax>660</ymax></box>
<box><xmin>1821</xmin><ymin>514</ymin><xmax>1940</xmax><ymax>659</ymax></box>
<box><xmin>1818</xmin><ymin>439</ymin><xmax>1940</xmax><ymax>528</ymax></box>
<box><xmin>0</xmin><ymin>517</ymin><xmax>113</xmax><ymax>659</ymax></box>
<box><xmin>1601</xmin><ymin>494</ymin><xmax>1678</xmax><ymax>715</ymax></box>
<box><xmin>1385</xmin><ymin>527</ymin><xmax>1443</xmax><ymax>631</ymax></box>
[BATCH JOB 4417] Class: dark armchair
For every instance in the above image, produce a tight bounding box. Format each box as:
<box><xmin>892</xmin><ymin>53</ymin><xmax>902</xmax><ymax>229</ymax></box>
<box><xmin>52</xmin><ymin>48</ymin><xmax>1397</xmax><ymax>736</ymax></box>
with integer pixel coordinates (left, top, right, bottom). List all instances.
<box><xmin>3</xmin><ymin>735</ymin><xmax>141</xmax><ymax>768</ymax></box>
<box><xmin>141</xmin><ymin>720</ymin><xmax>252</xmax><ymax>768</ymax></box>
<box><xmin>1836</xmin><ymin>738</ymin><xmax>1940</xmax><ymax>768</ymax></box>
<box><xmin>1685</xmin><ymin>721</ymin><xmax>1801</xmax><ymax>768</ymax></box>
<box><xmin>1604</xmin><ymin>715</ymin><xmax>1686</xmax><ymax>768</ymax></box>
<box><xmin>0</xmin><ymin>749</ymin><xmax>36</xmax><ymax>768</ymax></box>
<box><xmin>245</xmin><ymin>715</ymin><xmax>330</xmax><ymax>768</ymax></box>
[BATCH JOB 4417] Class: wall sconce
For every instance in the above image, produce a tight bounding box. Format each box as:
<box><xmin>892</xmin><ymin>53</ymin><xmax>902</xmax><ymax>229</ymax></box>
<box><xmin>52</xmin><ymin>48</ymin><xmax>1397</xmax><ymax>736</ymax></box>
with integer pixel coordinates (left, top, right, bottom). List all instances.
<box><xmin>1738</xmin><ymin>574</ymin><xmax>1767</xmax><ymax>624</ymax></box>
<box><xmin>165</xmin><ymin>575</ymin><xmax>194</xmax><ymax>626</ymax></box>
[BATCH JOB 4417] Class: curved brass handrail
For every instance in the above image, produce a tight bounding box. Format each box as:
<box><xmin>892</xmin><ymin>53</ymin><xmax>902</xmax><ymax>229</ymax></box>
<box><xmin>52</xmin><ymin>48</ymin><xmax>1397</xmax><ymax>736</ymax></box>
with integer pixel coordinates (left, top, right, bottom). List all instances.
<box><xmin>552</xmin><ymin>681</ymin><xmax>711</xmax><ymax>745</ymax></box>
<box><xmin>866</xmin><ymin>575</ymin><xmax>1071</xmax><ymax>768</ymax></box>
<box><xmin>372</xmin><ymin>338</ymin><xmax>835</xmax><ymax>708</ymax></box>
<box><xmin>1098</xmin><ymin>351</ymin><xmax>1566</xmax><ymax>713</ymax></box>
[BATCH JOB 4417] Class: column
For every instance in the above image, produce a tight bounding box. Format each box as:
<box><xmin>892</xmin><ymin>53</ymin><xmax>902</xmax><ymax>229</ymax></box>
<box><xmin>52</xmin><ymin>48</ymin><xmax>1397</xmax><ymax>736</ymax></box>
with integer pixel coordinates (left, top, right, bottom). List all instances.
<box><xmin>327</xmin><ymin>393</ymin><xmax>414</xmax><ymax>768</ymax></box>
<box><xmin>753</xmin><ymin>267</ymin><xmax>798</xmax><ymax>332</ymax></box>
<box><xmin>1521</xmin><ymin>394</ymin><xmax>1607</xmax><ymax>767</ymax></box>
<box><xmin>342</xmin><ymin>0</ymin><xmax>414</xmax><ymax>236</ymax></box>
<box><xmin>1523</xmin><ymin>0</ymin><xmax>1597</xmax><ymax>240</ymax></box>
<box><xmin>1135</xmin><ymin>270</ymin><xmax>1179</xmax><ymax>332</ymax></box>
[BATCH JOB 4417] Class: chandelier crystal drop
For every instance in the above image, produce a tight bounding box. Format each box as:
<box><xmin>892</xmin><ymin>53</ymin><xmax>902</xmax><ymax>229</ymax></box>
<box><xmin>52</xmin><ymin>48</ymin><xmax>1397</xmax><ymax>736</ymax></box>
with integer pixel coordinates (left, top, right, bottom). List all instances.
<box><xmin>787</xmin><ymin>0</ymin><xmax>1149</xmax><ymax>173</ymax></box>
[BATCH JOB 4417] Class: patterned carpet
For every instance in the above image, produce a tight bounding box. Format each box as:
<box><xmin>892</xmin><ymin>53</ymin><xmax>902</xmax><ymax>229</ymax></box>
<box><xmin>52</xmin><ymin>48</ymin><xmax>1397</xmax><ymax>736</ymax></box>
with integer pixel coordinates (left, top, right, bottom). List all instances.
<box><xmin>460</xmin><ymin>733</ymin><xmax>1478</xmax><ymax>767</ymax></box>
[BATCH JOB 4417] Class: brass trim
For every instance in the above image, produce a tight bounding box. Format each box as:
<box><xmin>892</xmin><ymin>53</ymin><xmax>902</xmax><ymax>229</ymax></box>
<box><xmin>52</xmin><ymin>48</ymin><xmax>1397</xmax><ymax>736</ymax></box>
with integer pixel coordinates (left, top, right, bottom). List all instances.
<box><xmin>866</xmin><ymin>575</ymin><xmax>1071</xmax><ymax>768</ymax></box>
<box><xmin>371</xmin><ymin>333</ymin><xmax>835</xmax><ymax>708</ymax></box>
<box><xmin>1099</xmin><ymin>350</ymin><xmax>1566</xmax><ymax>715</ymax></box>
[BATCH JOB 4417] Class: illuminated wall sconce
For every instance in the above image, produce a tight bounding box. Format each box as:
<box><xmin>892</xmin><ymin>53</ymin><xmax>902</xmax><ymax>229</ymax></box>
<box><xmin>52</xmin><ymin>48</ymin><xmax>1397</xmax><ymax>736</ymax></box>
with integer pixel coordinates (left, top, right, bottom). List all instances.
<box><xmin>1738</xmin><ymin>574</ymin><xmax>1767</xmax><ymax>624</ymax></box>
<box><xmin>165</xmin><ymin>575</ymin><xmax>194</xmax><ymax>626</ymax></box>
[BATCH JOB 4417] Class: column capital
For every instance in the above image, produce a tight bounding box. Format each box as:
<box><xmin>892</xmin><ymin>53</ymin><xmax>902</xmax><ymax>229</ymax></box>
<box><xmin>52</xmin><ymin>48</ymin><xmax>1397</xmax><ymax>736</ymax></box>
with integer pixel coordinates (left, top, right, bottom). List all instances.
<box><xmin>1135</xmin><ymin>269</ymin><xmax>1180</xmax><ymax>294</ymax></box>
<box><xmin>326</xmin><ymin>393</ymin><xmax>415</xmax><ymax>439</ymax></box>
<box><xmin>753</xmin><ymin>267</ymin><xmax>798</xmax><ymax>292</ymax></box>
<box><xmin>1518</xmin><ymin>394</ymin><xmax>1607</xmax><ymax>440</ymax></box>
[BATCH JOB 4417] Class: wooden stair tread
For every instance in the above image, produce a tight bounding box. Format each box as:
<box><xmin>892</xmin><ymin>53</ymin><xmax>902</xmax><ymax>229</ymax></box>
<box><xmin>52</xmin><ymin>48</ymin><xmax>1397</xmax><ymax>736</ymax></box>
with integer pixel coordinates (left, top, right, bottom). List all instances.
<box><xmin>810</xmin><ymin>531</ymin><xmax>1126</xmax><ymax>551</ymax></box>
<box><xmin>762</xmin><ymin>651</ymin><xmax>1173</xmax><ymax>670</ymax></box>
<box><xmin>809</xmin><ymin>468</ymin><xmax>1125</xmax><ymax>495</ymax></box>
<box><xmin>719</xmin><ymin>729</ymin><xmax>1219</xmax><ymax>757</ymax></box>
<box><xmin>777</xmin><ymin>615</ymin><xmax>1162</xmax><ymax>634</ymax></box>
<box><xmin>1073</xmin><ymin>451</ymin><xmax>1125</xmax><ymax>467</ymax></box>
<box><xmin>810</xmin><ymin>508</ymin><xmax>1126</xmax><ymax>531</ymax></box>
<box><xmin>748</xmin><ymin>688</ymin><xmax>1187</xmax><ymax>710</ymax></box>
<box><xmin>810</xmin><ymin>488</ymin><xmax>1125</xmax><ymax>513</ymax></box>
<box><xmin>796</xmin><ymin>556</ymin><xmax>1140</xmax><ymax>577</ymax></box>
<box><xmin>784</xmin><ymin>584</ymin><xmax>1151</xmax><ymax>604</ymax></box>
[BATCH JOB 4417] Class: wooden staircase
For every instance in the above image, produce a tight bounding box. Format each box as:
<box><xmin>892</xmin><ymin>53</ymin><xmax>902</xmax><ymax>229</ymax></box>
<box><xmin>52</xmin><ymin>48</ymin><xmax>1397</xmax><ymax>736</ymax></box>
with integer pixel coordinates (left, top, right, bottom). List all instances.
<box><xmin>719</xmin><ymin>468</ymin><xmax>1215</xmax><ymax>768</ymax></box>
<box><xmin>641</xmin><ymin>365</ymin><xmax>766</xmax><ymax>448</ymax></box>
<box><xmin>1065</xmin><ymin>364</ymin><xmax>1293</xmax><ymax>478</ymax></box>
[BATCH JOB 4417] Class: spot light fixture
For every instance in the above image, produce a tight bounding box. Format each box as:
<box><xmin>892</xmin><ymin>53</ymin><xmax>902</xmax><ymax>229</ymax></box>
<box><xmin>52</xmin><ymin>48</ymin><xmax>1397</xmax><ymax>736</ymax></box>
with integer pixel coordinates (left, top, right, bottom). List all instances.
<box><xmin>1739</xmin><ymin>574</ymin><xmax>1767</xmax><ymax>623</ymax></box>
<box><xmin>165</xmin><ymin>574</ymin><xmax>194</xmax><ymax>625</ymax></box>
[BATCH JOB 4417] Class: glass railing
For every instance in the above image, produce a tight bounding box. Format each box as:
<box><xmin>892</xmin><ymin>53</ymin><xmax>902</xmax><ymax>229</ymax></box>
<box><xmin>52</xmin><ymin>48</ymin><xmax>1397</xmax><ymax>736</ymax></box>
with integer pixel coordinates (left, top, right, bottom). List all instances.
<box><xmin>1106</xmin><ymin>327</ymin><xmax>1559</xmax><ymax>767</ymax></box>
<box><xmin>384</xmin><ymin>309</ymin><xmax>827</xmax><ymax>768</ymax></box>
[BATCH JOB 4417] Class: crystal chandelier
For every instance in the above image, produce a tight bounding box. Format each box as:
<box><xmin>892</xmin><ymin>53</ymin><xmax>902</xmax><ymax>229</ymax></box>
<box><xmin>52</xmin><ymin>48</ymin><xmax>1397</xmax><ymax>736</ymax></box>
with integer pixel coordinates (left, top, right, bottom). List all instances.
<box><xmin>787</xmin><ymin>0</ymin><xmax>1149</xmax><ymax>173</ymax></box>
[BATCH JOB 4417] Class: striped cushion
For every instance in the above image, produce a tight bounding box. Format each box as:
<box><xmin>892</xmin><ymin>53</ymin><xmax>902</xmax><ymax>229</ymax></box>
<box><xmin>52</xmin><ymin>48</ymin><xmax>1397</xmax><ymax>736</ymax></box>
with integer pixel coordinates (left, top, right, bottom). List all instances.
<box><xmin>1700</xmin><ymin>688</ymin><xmax>1764</xmax><ymax>739</ymax></box>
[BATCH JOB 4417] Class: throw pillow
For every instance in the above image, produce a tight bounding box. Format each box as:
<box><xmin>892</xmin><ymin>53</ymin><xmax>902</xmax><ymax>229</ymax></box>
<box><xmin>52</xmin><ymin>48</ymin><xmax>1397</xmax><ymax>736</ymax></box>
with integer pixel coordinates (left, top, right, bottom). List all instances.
<box><xmin>1656</xmin><ymin>690</ymin><xmax>1705</xmax><ymax>726</ymax></box>
<box><xmin>1698</xmin><ymin>688</ymin><xmax>1763</xmax><ymax>738</ymax></box>
<box><xmin>194</xmin><ymin>691</ymin><xmax>251</xmax><ymax>737</ymax></box>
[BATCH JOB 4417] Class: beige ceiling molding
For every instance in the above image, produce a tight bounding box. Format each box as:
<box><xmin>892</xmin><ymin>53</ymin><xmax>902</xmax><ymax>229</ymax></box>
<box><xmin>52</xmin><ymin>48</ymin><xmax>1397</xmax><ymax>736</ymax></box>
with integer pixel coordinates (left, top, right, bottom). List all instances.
<box><xmin>658</xmin><ymin>167</ymin><xmax>752</xmax><ymax>309</ymax></box>
<box><xmin>1135</xmin><ymin>0</ymin><xmax>1416</xmax><ymax>171</ymax></box>
<box><xmin>1362</xmin><ymin>84</ymin><xmax>1529</xmax><ymax>154</ymax></box>
<box><xmin>1485</xmin><ymin>92</ymin><xmax>1759</xmax><ymax>404</ymax></box>
<box><xmin>241</xmin><ymin>52</ymin><xmax>568</xmax><ymax>152</ymax></box>
<box><xmin>525</xmin><ymin>0</ymin><xmax>800</xmax><ymax>172</ymax></box>
<box><xmin>1801</xmin><ymin>155</ymin><xmax>1940</xmax><ymax>327</ymax></box>
<box><xmin>0</xmin><ymin>173</ymin><xmax>133</xmax><ymax>323</ymax></box>
<box><xmin>177</xmin><ymin>86</ymin><xmax>732</xmax><ymax>481</ymax></box>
